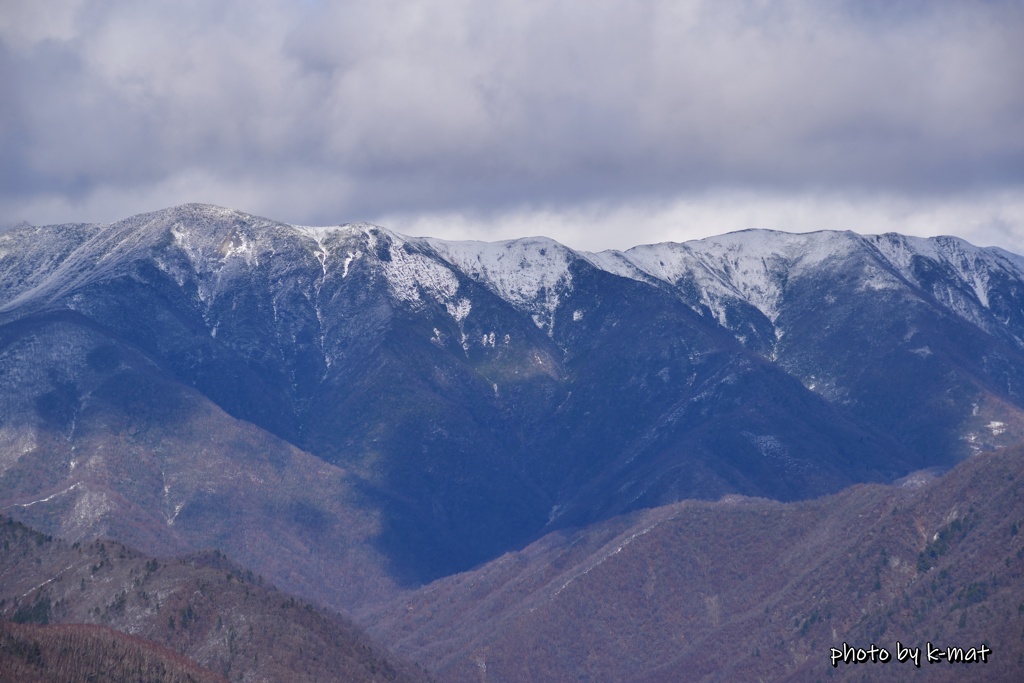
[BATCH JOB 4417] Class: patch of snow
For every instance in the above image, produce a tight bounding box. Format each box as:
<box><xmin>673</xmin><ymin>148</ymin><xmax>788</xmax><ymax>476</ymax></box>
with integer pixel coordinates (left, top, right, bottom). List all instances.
<box><xmin>12</xmin><ymin>482</ymin><xmax>81</xmax><ymax>508</ymax></box>
<box><xmin>219</xmin><ymin>229</ymin><xmax>257</xmax><ymax>266</ymax></box>
<box><xmin>857</xmin><ymin>264</ymin><xmax>901</xmax><ymax>291</ymax></box>
<box><xmin>446</xmin><ymin>297</ymin><xmax>471</xmax><ymax>323</ymax></box>
<box><xmin>168</xmin><ymin>502</ymin><xmax>185</xmax><ymax>526</ymax></box>
<box><xmin>547</xmin><ymin>504</ymin><xmax>563</xmax><ymax>524</ymax></box>
<box><xmin>421</xmin><ymin>235</ymin><xmax>574</xmax><ymax>332</ymax></box>
<box><xmin>898</xmin><ymin>473</ymin><xmax>930</xmax><ymax>488</ymax></box>
<box><xmin>0</xmin><ymin>426</ymin><xmax>36</xmax><ymax>477</ymax></box>
<box><xmin>747</xmin><ymin>433</ymin><xmax>786</xmax><ymax>459</ymax></box>
<box><xmin>70</xmin><ymin>486</ymin><xmax>112</xmax><ymax>533</ymax></box>
<box><xmin>582</xmin><ymin>249</ymin><xmax>659</xmax><ymax>283</ymax></box>
<box><xmin>310</xmin><ymin>236</ymin><xmax>329</xmax><ymax>275</ymax></box>
<box><xmin>962</xmin><ymin>431</ymin><xmax>982</xmax><ymax>454</ymax></box>
<box><xmin>20</xmin><ymin>564</ymin><xmax>75</xmax><ymax>600</ymax></box>
<box><xmin>378</xmin><ymin>233</ymin><xmax>462</xmax><ymax>312</ymax></box>
<box><xmin>551</xmin><ymin>517</ymin><xmax>670</xmax><ymax>598</ymax></box>
<box><xmin>743</xmin><ymin>431</ymin><xmax>808</xmax><ymax>472</ymax></box>
<box><xmin>342</xmin><ymin>250</ymin><xmax>362</xmax><ymax>278</ymax></box>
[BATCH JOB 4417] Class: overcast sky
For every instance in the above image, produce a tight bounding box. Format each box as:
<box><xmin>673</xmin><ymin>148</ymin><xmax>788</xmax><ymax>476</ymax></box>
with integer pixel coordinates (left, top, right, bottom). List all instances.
<box><xmin>2</xmin><ymin>0</ymin><xmax>1023</xmax><ymax>252</ymax></box>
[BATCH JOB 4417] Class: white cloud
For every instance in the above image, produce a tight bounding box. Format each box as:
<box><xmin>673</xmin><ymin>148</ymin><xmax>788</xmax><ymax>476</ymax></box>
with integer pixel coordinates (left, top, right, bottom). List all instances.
<box><xmin>1</xmin><ymin>1</ymin><xmax>1022</xmax><ymax>252</ymax></box>
<box><xmin>0</xmin><ymin>0</ymin><xmax>87</xmax><ymax>49</ymax></box>
<box><xmin>380</xmin><ymin>189</ymin><xmax>1024</xmax><ymax>254</ymax></box>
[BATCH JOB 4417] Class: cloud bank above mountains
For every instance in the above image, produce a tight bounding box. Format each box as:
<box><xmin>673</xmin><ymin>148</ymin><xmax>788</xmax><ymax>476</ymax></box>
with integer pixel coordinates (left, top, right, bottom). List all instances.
<box><xmin>2</xmin><ymin>0</ymin><xmax>1023</xmax><ymax>251</ymax></box>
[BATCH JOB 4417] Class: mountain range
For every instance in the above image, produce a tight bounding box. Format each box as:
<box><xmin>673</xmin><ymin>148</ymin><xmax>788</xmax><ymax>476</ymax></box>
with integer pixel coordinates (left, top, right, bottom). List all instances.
<box><xmin>2</xmin><ymin>204</ymin><xmax>1024</xmax><ymax>679</ymax></box>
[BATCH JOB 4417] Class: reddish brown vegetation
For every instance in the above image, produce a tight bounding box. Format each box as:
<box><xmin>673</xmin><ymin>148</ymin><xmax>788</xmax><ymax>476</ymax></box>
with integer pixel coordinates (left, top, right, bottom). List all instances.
<box><xmin>365</xmin><ymin>445</ymin><xmax>1024</xmax><ymax>682</ymax></box>
<box><xmin>0</xmin><ymin>621</ymin><xmax>227</xmax><ymax>683</ymax></box>
<box><xmin>0</xmin><ymin>518</ymin><xmax>430</xmax><ymax>683</ymax></box>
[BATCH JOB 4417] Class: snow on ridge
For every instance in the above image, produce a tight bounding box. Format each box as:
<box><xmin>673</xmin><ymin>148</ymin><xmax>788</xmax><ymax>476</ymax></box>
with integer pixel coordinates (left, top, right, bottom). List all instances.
<box><xmin>9</xmin><ymin>204</ymin><xmax>1024</xmax><ymax>343</ymax></box>
<box><xmin>867</xmin><ymin>232</ymin><xmax>1024</xmax><ymax>311</ymax></box>
<box><xmin>419</xmin><ymin>235</ymin><xmax>575</xmax><ymax>327</ymax></box>
<box><xmin>291</xmin><ymin>222</ymin><xmax>375</xmax><ymax>239</ymax></box>
<box><xmin>865</xmin><ymin>232</ymin><xmax>941</xmax><ymax>273</ymax></box>
<box><xmin>290</xmin><ymin>224</ymin><xmax>369</xmax><ymax>279</ymax></box>
<box><xmin>0</xmin><ymin>215</ymin><xmax>175</xmax><ymax>312</ymax></box>
<box><xmin>0</xmin><ymin>222</ymin><xmax>103</xmax><ymax>310</ymax></box>
<box><xmin>590</xmin><ymin>241</ymin><xmax>749</xmax><ymax>325</ymax></box>
<box><xmin>597</xmin><ymin>230</ymin><xmax>863</xmax><ymax>324</ymax></box>
<box><xmin>990</xmin><ymin>246</ymin><xmax>1024</xmax><ymax>274</ymax></box>
<box><xmin>365</xmin><ymin>229</ymin><xmax>465</xmax><ymax>317</ymax></box>
<box><xmin>580</xmin><ymin>249</ymin><xmax>653</xmax><ymax>282</ymax></box>
<box><xmin>604</xmin><ymin>241</ymin><xmax>695</xmax><ymax>284</ymax></box>
<box><xmin>681</xmin><ymin>229</ymin><xmax>862</xmax><ymax>276</ymax></box>
<box><xmin>585</xmin><ymin>228</ymin><xmax>1024</xmax><ymax>329</ymax></box>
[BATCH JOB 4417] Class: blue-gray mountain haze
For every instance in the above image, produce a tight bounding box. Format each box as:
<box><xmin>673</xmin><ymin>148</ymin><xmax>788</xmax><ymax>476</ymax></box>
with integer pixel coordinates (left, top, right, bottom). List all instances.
<box><xmin>2</xmin><ymin>204</ymin><xmax>1024</xmax><ymax>606</ymax></box>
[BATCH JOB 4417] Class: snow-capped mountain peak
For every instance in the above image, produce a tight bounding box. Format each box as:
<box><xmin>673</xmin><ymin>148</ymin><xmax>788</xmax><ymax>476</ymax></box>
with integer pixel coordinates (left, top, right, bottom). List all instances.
<box><xmin>419</xmin><ymin>235</ymin><xmax>576</xmax><ymax>331</ymax></box>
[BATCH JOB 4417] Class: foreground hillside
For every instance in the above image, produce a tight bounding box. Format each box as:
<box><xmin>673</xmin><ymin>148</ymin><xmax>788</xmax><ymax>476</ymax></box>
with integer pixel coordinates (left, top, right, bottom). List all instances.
<box><xmin>4</xmin><ymin>205</ymin><xmax>1024</xmax><ymax>601</ymax></box>
<box><xmin>6</xmin><ymin>446</ymin><xmax>1019</xmax><ymax>682</ymax></box>
<box><xmin>0</xmin><ymin>621</ymin><xmax>228</xmax><ymax>683</ymax></box>
<box><xmin>364</xmin><ymin>445</ymin><xmax>1024</xmax><ymax>682</ymax></box>
<box><xmin>0</xmin><ymin>517</ymin><xmax>430</xmax><ymax>683</ymax></box>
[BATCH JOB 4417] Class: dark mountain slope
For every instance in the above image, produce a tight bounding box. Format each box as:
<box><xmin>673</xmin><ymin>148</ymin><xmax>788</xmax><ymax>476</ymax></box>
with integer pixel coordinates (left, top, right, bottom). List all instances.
<box><xmin>604</xmin><ymin>230</ymin><xmax>1024</xmax><ymax>461</ymax></box>
<box><xmin>0</xmin><ymin>313</ymin><xmax>395</xmax><ymax>610</ymax></box>
<box><xmin>0</xmin><ymin>621</ymin><xmax>229</xmax><ymax>683</ymax></box>
<box><xmin>0</xmin><ymin>517</ymin><xmax>431</xmax><ymax>683</ymax></box>
<box><xmin>365</xmin><ymin>445</ymin><xmax>1024</xmax><ymax>682</ymax></box>
<box><xmin>525</xmin><ymin>259</ymin><xmax>909</xmax><ymax>528</ymax></box>
<box><xmin>3</xmin><ymin>205</ymin><xmax>1024</xmax><ymax>592</ymax></box>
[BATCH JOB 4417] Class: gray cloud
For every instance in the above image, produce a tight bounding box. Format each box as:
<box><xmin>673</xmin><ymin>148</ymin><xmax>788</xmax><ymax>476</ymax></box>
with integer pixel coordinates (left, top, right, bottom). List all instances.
<box><xmin>1</xmin><ymin>0</ymin><xmax>1023</xmax><ymax>250</ymax></box>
